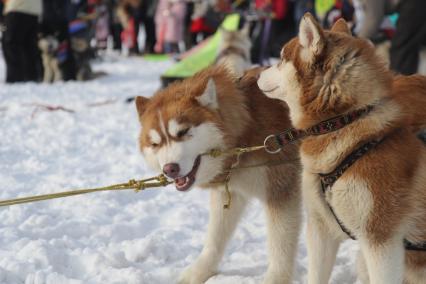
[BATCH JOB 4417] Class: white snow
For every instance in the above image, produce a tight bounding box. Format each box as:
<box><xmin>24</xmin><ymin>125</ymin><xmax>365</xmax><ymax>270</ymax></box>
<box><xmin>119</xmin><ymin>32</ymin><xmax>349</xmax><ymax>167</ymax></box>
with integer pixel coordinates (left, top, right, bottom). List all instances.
<box><xmin>0</xmin><ymin>53</ymin><xmax>359</xmax><ymax>284</ymax></box>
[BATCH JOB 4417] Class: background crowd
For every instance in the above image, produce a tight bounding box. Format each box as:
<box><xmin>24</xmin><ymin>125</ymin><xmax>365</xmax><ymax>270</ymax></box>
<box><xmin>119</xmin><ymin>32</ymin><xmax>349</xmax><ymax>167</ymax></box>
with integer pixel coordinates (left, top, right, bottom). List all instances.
<box><xmin>0</xmin><ymin>0</ymin><xmax>425</xmax><ymax>84</ymax></box>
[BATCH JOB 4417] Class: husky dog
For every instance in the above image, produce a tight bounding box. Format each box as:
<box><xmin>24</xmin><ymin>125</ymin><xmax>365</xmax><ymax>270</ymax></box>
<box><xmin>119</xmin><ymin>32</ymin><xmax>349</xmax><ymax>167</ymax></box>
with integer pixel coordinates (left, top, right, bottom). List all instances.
<box><xmin>216</xmin><ymin>26</ymin><xmax>252</xmax><ymax>77</ymax></box>
<box><xmin>135</xmin><ymin>66</ymin><xmax>301</xmax><ymax>284</ymax></box>
<box><xmin>38</xmin><ymin>35</ymin><xmax>62</xmax><ymax>83</ymax></box>
<box><xmin>258</xmin><ymin>14</ymin><xmax>426</xmax><ymax>284</ymax></box>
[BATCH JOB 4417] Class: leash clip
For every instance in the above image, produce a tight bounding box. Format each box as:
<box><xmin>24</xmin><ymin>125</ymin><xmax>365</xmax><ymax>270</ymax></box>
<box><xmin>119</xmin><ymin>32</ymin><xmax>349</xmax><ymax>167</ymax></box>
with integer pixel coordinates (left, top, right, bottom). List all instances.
<box><xmin>263</xmin><ymin>135</ymin><xmax>282</xmax><ymax>154</ymax></box>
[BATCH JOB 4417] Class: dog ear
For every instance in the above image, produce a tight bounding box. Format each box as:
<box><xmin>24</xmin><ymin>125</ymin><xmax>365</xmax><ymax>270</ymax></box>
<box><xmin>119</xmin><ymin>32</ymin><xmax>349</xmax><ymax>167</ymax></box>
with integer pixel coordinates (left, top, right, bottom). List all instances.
<box><xmin>331</xmin><ymin>18</ymin><xmax>351</xmax><ymax>35</ymax></box>
<box><xmin>221</xmin><ymin>28</ymin><xmax>233</xmax><ymax>41</ymax></box>
<box><xmin>299</xmin><ymin>13</ymin><xmax>325</xmax><ymax>62</ymax></box>
<box><xmin>135</xmin><ymin>96</ymin><xmax>150</xmax><ymax>117</ymax></box>
<box><xmin>196</xmin><ymin>78</ymin><xmax>218</xmax><ymax>109</ymax></box>
<box><xmin>240</xmin><ymin>23</ymin><xmax>250</xmax><ymax>37</ymax></box>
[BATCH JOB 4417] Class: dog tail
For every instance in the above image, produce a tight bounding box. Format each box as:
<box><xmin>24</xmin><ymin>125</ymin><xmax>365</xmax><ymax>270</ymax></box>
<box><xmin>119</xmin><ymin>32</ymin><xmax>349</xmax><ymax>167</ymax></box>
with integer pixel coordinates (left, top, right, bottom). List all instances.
<box><xmin>392</xmin><ymin>74</ymin><xmax>426</xmax><ymax>133</ymax></box>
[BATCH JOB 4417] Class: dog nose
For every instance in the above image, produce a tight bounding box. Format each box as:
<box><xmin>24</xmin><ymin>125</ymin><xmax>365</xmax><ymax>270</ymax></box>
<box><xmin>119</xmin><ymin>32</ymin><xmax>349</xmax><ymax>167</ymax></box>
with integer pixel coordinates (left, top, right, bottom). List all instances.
<box><xmin>163</xmin><ymin>163</ymin><xmax>180</xmax><ymax>178</ymax></box>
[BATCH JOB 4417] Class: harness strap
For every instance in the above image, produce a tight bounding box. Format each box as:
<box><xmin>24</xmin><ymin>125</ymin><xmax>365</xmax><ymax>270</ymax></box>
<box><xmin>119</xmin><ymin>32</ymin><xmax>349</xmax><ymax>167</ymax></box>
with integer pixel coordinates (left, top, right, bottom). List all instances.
<box><xmin>270</xmin><ymin>106</ymin><xmax>374</xmax><ymax>149</ymax></box>
<box><xmin>307</xmin><ymin>106</ymin><xmax>374</xmax><ymax>136</ymax></box>
<box><xmin>319</xmin><ymin>138</ymin><xmax>426</xmax><ymax>251</ymax></box>
<box><xmin>319</xmin><ymin>139</ymin><xmax>384</xmax><ymax>189</ymax></box>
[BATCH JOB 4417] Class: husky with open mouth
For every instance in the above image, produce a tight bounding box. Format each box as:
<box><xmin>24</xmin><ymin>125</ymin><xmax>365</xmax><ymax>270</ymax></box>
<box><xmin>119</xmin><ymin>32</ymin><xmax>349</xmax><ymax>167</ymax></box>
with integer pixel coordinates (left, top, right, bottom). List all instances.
<box><xmin>135</xmin><ymin>65</ymin><xmax>301</xmax><ymax>284</ymax></box>
<box><xmin>258</xmin><ymin>14</ymin><xmax>426</xmax><ymax>284</ymax></box>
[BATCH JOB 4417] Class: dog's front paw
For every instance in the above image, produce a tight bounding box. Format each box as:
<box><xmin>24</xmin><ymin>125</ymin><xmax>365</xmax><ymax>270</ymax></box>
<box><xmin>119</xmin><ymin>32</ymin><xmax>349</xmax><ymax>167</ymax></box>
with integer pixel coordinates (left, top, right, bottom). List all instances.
<box><xmin>178</xmin><ymin>263</ymin><xmax>216</xmax><ymax>284</ymax></box>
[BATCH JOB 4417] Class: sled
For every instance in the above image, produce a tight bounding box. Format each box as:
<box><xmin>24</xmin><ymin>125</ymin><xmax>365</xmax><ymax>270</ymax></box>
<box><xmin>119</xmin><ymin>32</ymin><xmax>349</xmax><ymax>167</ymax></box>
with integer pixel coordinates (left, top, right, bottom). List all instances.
<box><xmin>161</xmin><ymin>13</ymin><xmax>241</xmax><ymax>87</ymax></box>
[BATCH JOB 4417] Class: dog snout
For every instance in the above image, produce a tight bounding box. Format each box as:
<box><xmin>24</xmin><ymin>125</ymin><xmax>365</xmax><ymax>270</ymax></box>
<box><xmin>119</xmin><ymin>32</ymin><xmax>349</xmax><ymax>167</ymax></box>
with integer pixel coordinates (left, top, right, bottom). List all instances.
<box><xmin>163</xmin><ymin>163</ymin><xmax>180</xmax><ymax>178</ymax></box>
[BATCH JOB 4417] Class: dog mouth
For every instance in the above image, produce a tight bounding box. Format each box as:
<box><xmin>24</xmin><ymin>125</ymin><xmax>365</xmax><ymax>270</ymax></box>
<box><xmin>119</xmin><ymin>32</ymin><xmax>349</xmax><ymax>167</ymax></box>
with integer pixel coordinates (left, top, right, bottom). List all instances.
<box><xmin>174</xmin><ymin>156</ymin><xmax>201</xmax><ymax>192</ymax></box>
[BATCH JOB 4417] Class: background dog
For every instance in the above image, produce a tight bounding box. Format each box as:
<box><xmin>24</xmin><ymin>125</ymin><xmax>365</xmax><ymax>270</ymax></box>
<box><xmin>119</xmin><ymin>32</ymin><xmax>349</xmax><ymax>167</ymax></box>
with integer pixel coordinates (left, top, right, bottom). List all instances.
<box><xmin>215</xmin><ymin>26</ymin><xmax>252</xmax><ymax>77</ymax></box>
<box><xmin>135</xmin><ymin>65</ymin><xmax>301</xmax><ymax>284</ymax></box>
<box><xmin>38</xmin><ymin>35</ymin><xmax>62</xmax><ymax>83</ymax></box>
<box><xmin>258</xmin><ymin>14</ymin><xmax>426</xmax><ymax>284</ymax></box>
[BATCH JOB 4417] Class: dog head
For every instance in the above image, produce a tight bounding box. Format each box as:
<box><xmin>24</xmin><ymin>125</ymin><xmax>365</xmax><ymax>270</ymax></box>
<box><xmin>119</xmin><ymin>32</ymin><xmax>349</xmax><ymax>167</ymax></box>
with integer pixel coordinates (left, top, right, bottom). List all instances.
<box><xmin>257</xmin><ymin>14</ymin><xmax>392</xmax><ymax>129</ymax></box>
<box><xmin>136</xmin><ymin>67</ymin><xmax>245</xmax><ymax>191</ymax></box>
<box><xmin>219</xmin><ymin>25</ymin><xmax>252</xmax><ymax>59</ymax></box>
<box><xmin>38</xmin><ymin>35</ymin><xmax>59</xmax><ymax>54</ymax></box>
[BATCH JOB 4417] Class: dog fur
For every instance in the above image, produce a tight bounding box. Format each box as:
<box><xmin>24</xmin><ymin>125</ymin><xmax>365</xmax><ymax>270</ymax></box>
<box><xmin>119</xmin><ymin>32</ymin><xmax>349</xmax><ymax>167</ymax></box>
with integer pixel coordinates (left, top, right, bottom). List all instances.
<box><xmin>38</xmin><ymin>36</ymin><xmax>62</xmax><ymax>83</ymax></box>
<box><xmin>258</xmin><ymin>14</ymin><xmax>426</xmax><ymax>284</ymax></box>
<box><xmin>135</xmin><ymin>65</ymin><xmax>301</xmax><ymax>284</ymax></box>
<box><xmin>216</xmin><ymin>26</ymin><xmax>252</xmax><ymax>77</ymax></box>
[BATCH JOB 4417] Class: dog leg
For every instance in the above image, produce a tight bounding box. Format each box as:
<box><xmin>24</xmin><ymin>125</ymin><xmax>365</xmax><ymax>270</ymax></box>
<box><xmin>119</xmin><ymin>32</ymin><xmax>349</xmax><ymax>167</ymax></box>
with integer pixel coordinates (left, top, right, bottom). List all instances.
<box><xmin>53</xmin><ymin>59</ymin><xmax>62</xmax><ymax>82</ymax></box>
<box><xmin>178</xmin><ymin>189</ymin><xmax>247</xmax><ymax>284</ymax></box>
<box><xmin>42</xmin><ymin>56</ymin><xmax>51</xmax><ymax>83</ymax></box>
<box><xmin>263</xmin><ymin>195</ymin><xmax>301</xmax><ymax>284</ymax></box>
<box><xmin>306</xmin><ymin>214</ymin><xmax>340</xmax><ymax>284</ymax></box>
<box><xmin>359</xmin><ymin>236</ymin><xmax>405</xmax><ymax>284</ymax></box>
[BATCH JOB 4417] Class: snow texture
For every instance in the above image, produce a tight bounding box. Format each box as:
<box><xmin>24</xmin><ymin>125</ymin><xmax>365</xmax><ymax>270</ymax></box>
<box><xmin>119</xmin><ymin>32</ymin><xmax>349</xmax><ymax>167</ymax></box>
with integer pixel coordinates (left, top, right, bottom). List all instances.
<box><xmin>0</xmin><ymin>53</ymin><xmax>360</xmax><ymax>284</ymax></box>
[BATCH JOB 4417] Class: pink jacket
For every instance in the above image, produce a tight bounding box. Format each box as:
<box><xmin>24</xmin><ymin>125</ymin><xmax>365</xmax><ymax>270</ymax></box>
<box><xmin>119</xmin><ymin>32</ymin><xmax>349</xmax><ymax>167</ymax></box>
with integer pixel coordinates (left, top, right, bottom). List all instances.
<box><xmin>155</xmin><ymin>0</ymin><xmax>187</xmax><ymax>43</ymax></box>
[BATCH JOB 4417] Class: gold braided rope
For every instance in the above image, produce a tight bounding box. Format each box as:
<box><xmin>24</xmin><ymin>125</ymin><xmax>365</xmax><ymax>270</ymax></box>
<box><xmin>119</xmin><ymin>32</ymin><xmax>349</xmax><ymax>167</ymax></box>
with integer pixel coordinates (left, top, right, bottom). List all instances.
<box><xmin>201</xmin><ymin>145</ymin><xmax>265</xmax><ymax>158</ymax></box>
<box><xmin>0</xmin><ymin>144</ymin><xmax>276</xmax><ymax>208</ymax></box>
<box><xmin>202</xmin><ymin>145</ymin><xmax>266</xmax><ymax>209</ymax></box>
<box><xmin>0</xmin><ymin>175</ymin><xmax>171</xmax><ymax>207</ymax></box>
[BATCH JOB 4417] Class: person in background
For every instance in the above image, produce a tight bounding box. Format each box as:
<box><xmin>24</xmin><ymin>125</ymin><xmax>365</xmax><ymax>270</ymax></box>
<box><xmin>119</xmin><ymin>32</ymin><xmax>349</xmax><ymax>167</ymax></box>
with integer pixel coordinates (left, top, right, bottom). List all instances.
<box><xmin>355</xmin><ymin>0</ymin><xmax>426</xmax><ymax>75</ymax></box>
<box><xmin>154</xmin><ymin>0</ymin><xmax>187</xmax><ymax>54</ymax></box>
<box><xmin>251</xmin><ymin>0</ymin><xmax>292</xmax><ymax>65</ymax></box>
<box><xmin>106</xmin><ymin>0</ymin><xmax>123</xmax><ymax>50</ymax></box>
<box><xmin>117</xmin><ymin>1</ymin><xmax>137</xmax><ymax>54</ymax></box>
<box><xmin>127</xmin><ymin>0</ymin><xmax>141</xmax><ymax>53</ymax></box>
<box><xmin>40</xmin><ymin>0</ymin><xmax>77</xmax><ymax>81</ymax></box>
<box><xmin>293</xmin><ymin>0</ymin><xmax>315</xmax><ymax>25</ymax></box>
<box><xmin>94</xmin><ymin>0</ymin><xmax>110</xmax><ymax>50</ymax></box>
<box><xmin>1</xmin><ymin>0</ymin><xmax>43</xmax><ymax>83</ymax></box>
<box><xmin>187</xmin><ymin>0</ymin><xmax>217</xmax><ymax>48</ymax></box>
<box><xmin>138</xmin><ymin>0</ymin><xmax>158</xmax><ymax>54</ymax></box>
<box><xmin>0</xmin><ymin>2</ymin><xmax>4</xmax><ymax>23</ymax></box>
<box><xmin>322</xmin><ymin>0</ymin><xmax>354</xmax><ymax>29</ymax></box>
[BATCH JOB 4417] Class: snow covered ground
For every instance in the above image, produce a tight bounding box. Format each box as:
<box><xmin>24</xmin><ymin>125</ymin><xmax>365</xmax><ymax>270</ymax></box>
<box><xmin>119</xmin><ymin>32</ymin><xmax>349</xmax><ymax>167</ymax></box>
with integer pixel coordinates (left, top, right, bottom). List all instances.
<box><xmin>0</xmin><ymin>54</ymin><xmax>360</xmax><ymax>284</ymax></box>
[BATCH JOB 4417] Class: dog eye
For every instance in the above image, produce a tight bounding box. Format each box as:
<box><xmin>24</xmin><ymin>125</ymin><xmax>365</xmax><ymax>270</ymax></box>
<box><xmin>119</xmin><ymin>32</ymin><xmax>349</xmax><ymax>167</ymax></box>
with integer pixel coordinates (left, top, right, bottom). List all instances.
<box><xmin>151</xmin><ymin>142</ymin><xmax>159</xmax><ymax>147</ymax></box>
<box><xmin>177</xmin><ymin>127</ymin><xmax>190</xmax><ymax>138</ymax></box>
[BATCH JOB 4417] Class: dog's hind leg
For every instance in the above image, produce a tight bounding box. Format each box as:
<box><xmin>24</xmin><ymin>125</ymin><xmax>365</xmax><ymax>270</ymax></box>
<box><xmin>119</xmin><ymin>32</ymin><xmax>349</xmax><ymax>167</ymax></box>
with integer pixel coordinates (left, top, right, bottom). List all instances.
<box><xmin>178</xmin><ymin>188</ymin><xmax>247</xmax><ymax>284</ymax></box>
<box><xmin>359</xmin><ymin>236</ymin><xmax>405</xmax><ymax>284</ymax></box>
<box><xmin>263</xmin><ymin>189</ymin><xmax>301</xmax><ymax>284</ymax></box>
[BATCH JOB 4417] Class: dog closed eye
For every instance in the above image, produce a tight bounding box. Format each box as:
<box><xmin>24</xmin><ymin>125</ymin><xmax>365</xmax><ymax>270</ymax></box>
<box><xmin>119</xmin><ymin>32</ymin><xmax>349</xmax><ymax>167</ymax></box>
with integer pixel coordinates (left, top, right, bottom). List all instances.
<box><xmin>177</xmin><ymin>128</ymin><xmax>190</xmax><ymax>138</ymax></box>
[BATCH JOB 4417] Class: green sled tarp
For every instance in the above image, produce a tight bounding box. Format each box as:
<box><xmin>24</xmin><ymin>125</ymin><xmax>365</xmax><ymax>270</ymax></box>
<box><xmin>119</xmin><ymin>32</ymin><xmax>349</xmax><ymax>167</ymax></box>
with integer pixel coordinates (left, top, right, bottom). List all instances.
<box><xmin>161</xmin><ymin>13</ymin><xmax>241</xmax><ymax>87</ymax></box>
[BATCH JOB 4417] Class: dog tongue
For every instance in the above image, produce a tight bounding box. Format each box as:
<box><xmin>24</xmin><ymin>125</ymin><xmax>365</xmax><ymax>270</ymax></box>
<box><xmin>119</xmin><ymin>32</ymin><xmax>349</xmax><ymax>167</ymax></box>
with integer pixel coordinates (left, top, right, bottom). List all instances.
<box><xmin>175</xmin><ymin>177</ymin><xmax>186</xmax><ymax>186</ymax></box>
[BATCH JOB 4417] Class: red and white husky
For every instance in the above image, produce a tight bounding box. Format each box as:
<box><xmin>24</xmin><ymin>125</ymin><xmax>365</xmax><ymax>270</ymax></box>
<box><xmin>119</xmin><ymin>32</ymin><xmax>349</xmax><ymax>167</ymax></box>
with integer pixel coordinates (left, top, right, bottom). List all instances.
<box><xmin>258</xmin><ymin>13</ymin><xmax>426</xmax><ymax>284</ymax></box>
<box><xmin>135</xmin><ymin>66</ymin><xmax>301</xmax><ymax>283</ymax></box>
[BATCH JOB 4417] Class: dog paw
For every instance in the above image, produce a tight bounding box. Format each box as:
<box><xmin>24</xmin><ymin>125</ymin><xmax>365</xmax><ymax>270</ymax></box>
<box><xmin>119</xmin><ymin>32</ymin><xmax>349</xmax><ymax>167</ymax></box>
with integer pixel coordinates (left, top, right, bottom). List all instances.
<box><xmin>178</xmin><ymin>264</ymin><xmax>215</xmax><ymax>284</ymax></box>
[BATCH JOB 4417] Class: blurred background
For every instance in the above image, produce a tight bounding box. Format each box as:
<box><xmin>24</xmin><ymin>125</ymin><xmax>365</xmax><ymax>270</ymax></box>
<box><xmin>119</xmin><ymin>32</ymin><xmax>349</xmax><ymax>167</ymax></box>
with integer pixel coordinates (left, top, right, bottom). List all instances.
<box><xmin>0</xmin><ymin>0</ymin><xmax>425</xmax><ymax>85</ymax></box>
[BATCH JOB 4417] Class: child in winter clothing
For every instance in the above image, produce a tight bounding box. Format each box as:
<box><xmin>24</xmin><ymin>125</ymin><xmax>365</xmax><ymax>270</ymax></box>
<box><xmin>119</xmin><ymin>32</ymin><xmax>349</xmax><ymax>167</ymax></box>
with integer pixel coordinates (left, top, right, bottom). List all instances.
<box><xmin>154</xmin><ymin>0</ymin><xmax>186</xmax><ymax>53</ymax></box>
<box><xmin>117</xmin><ymin>3</ymin><xmax>137</xmax><ymax>53</ymax></box>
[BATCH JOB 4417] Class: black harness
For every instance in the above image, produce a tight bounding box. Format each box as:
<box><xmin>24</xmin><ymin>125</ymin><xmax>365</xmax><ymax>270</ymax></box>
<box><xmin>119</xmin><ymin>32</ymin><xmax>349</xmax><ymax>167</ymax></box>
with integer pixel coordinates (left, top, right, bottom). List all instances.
<box><xmin>266</xmin><ymin>106</ymin><xmax>426</xmax><ymax>251</ymax></box>
<box><xmin>319</xmin><ymin>138</ymin><xmax>426</xmax><ymax>251</ymax></box>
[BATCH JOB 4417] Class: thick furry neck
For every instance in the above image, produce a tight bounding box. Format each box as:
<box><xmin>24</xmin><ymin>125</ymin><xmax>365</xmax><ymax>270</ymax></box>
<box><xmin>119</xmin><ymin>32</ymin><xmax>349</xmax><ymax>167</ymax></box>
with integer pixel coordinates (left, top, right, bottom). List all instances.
<box><xmin>301</xmin><ymin>98</ymin><xmax>402</xmax><ymax>173</ymax></box>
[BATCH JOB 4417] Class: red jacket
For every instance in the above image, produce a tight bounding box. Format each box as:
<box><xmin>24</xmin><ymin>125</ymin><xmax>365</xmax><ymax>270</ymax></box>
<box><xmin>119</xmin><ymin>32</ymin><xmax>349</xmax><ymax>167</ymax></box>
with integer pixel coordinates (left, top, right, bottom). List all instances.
<box><xmin>255</xmin><ymin>0</ymin><xmax>288</xmax><ymax>20</ymax></box>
